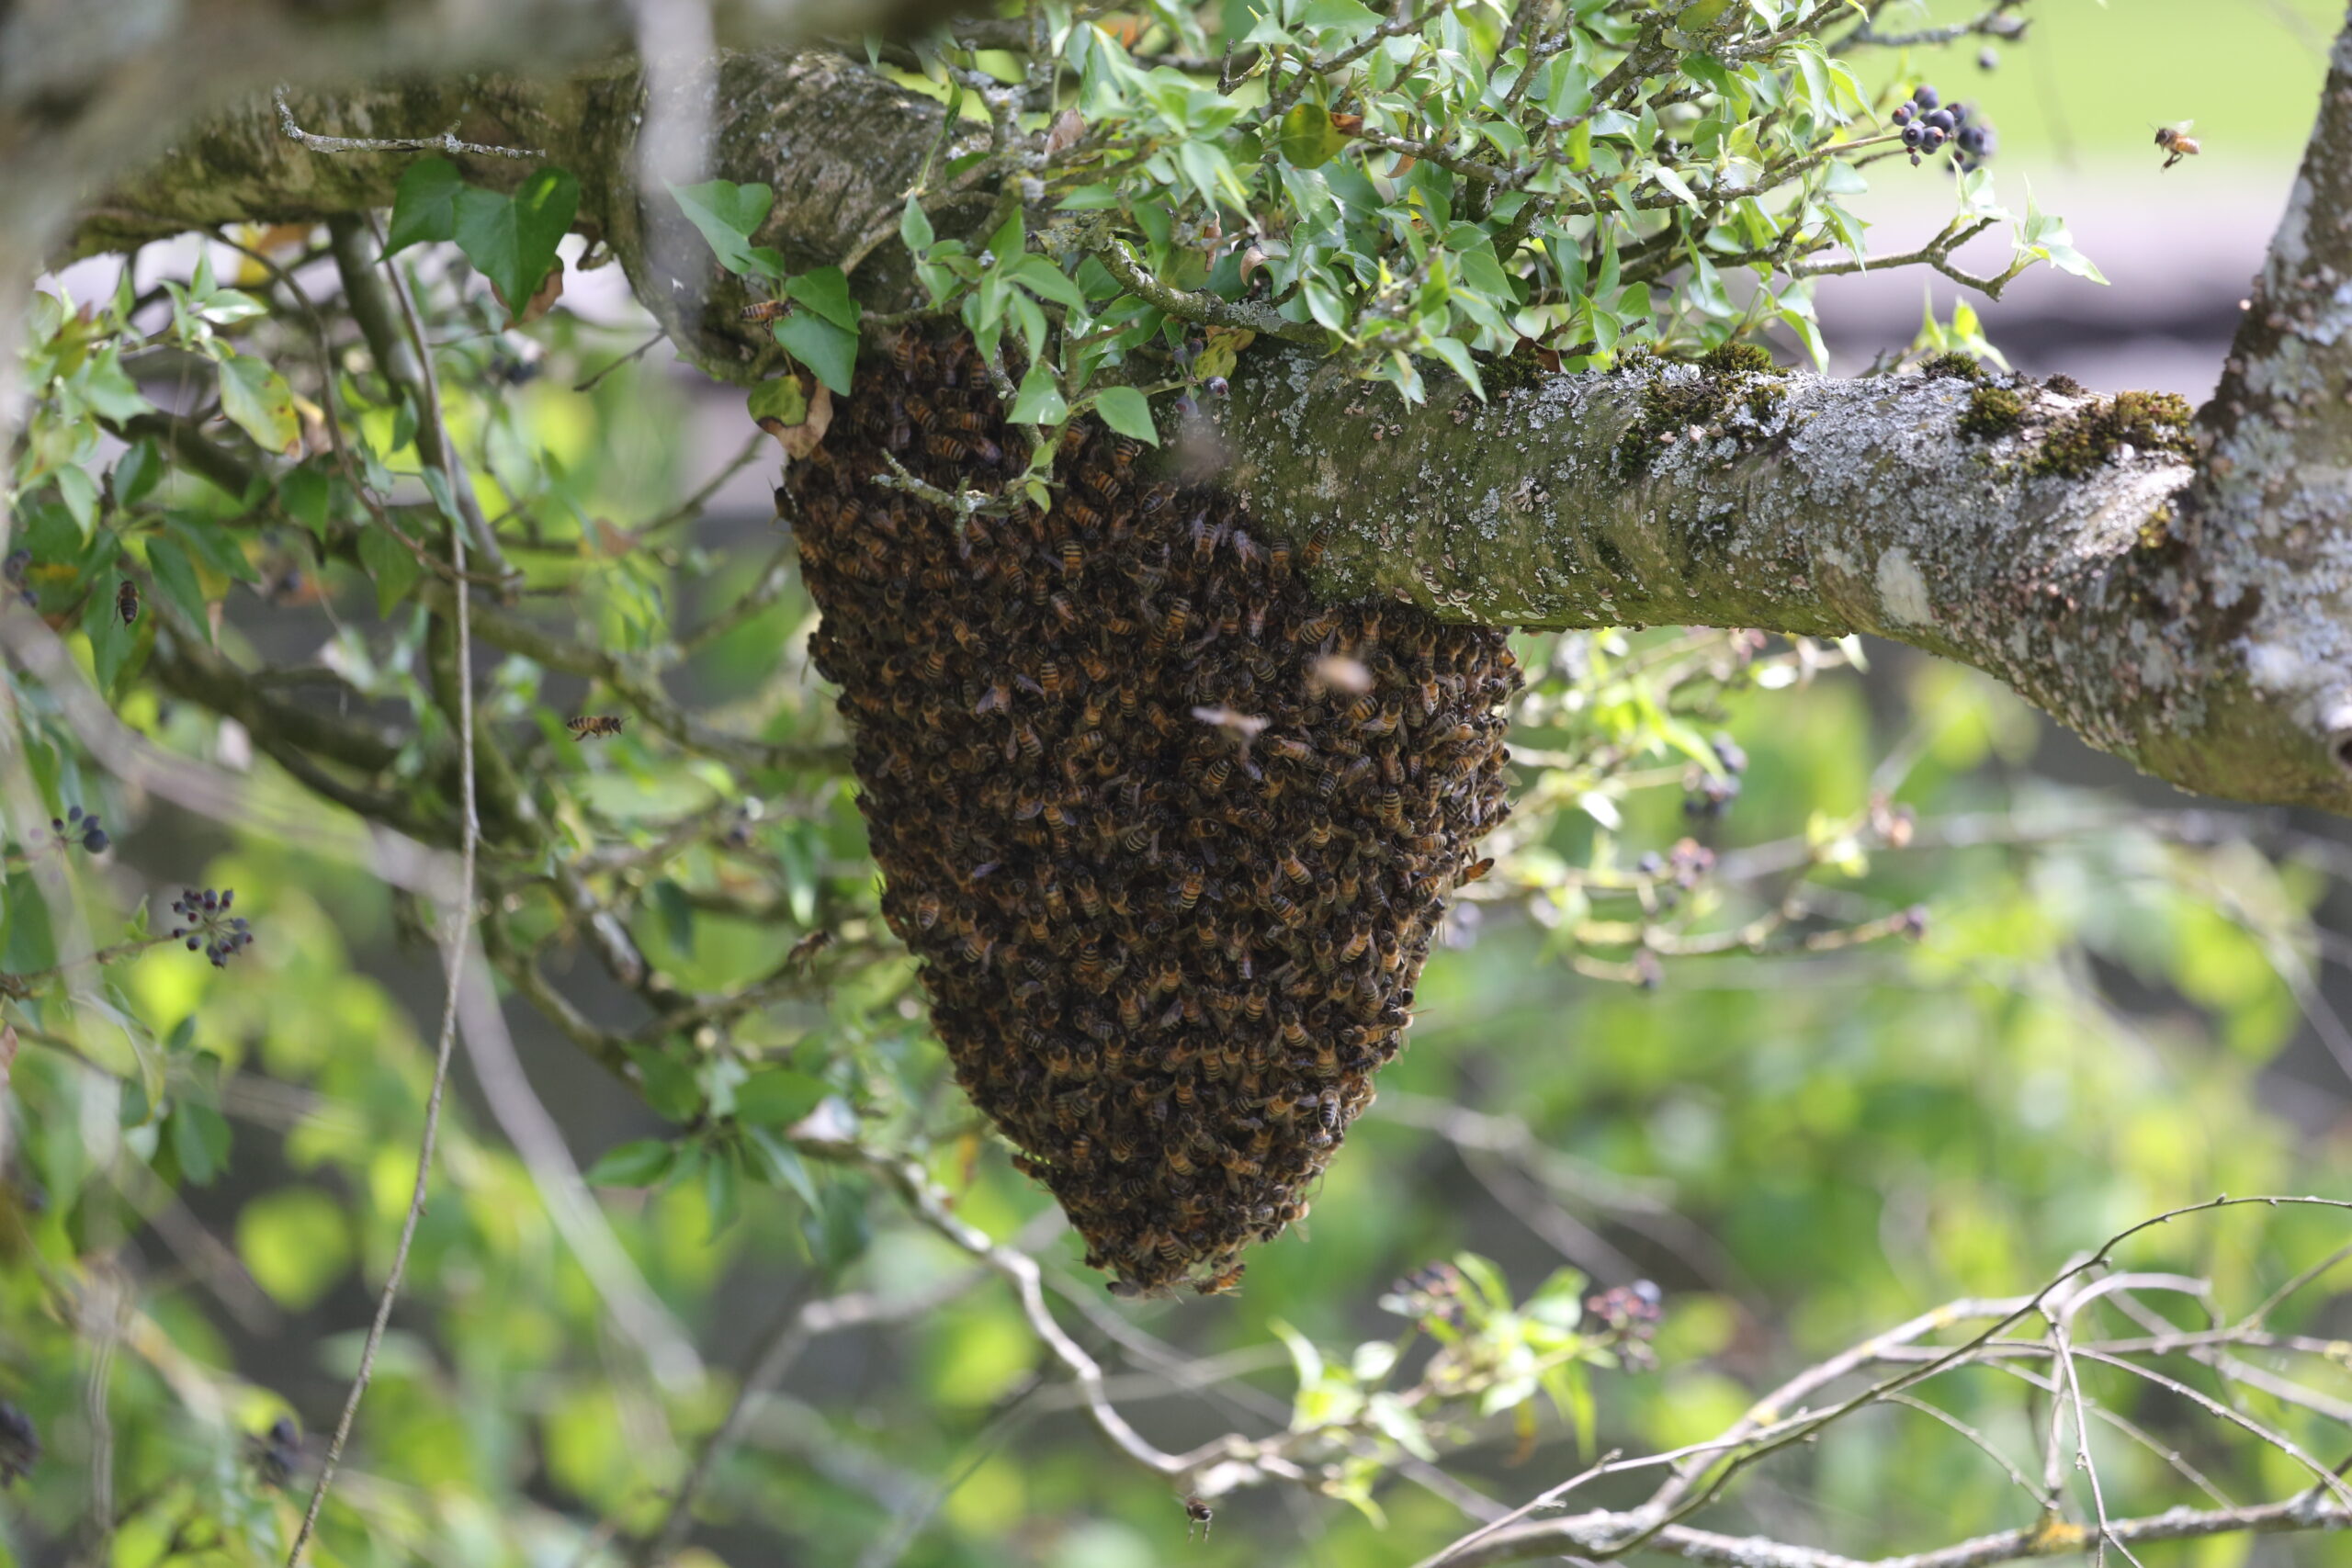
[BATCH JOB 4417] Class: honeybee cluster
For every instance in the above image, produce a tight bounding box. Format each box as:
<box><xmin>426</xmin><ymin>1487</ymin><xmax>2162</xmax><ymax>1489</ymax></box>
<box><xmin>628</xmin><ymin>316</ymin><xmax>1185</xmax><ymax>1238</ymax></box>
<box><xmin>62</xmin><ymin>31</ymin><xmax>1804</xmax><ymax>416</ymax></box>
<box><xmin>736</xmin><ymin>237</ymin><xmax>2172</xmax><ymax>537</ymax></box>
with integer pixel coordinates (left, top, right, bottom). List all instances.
<box><xmin>787</xmin><ymin>325</ymin><xmax>1519</xmax><ymax>1292</ymax></box>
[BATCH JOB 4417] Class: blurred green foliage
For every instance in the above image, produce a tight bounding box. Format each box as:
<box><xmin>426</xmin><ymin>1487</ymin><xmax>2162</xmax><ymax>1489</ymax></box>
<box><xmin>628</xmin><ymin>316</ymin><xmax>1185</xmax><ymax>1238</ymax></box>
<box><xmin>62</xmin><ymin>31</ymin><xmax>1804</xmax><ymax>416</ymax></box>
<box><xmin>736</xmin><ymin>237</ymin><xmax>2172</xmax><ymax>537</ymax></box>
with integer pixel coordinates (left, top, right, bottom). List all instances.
<box><xmin>2</xmin><ymin>6</ymin><xmax>2351</xmax><ymax>1568</ymax></box>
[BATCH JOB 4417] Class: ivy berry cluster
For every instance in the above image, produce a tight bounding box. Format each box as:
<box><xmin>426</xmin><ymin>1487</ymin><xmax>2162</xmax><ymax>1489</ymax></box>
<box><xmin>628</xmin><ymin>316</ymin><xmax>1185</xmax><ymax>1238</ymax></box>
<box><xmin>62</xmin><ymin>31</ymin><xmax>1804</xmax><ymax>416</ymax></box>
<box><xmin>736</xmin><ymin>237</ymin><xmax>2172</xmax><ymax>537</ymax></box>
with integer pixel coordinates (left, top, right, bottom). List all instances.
<box><xmin>1891</xmin><ymin>85</ymin><xmax>1999</xmax><ymax>172</ymax></box>
<box><xmin>49</xmin><ymin>804</ymin><xmax>108</xmax><ymax>854</ymax></box>
<box><xmin>169</xmin><ymin>886</ymin><xmax>253</xmax><ymax>967</ymax></box>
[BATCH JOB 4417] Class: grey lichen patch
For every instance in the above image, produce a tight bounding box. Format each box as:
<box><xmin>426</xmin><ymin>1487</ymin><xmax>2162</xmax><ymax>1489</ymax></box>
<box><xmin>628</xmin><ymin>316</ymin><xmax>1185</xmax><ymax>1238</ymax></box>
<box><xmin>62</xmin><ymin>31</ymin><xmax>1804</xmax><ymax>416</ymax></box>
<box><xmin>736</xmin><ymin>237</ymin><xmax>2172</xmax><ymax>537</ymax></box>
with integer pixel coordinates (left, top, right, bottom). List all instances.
<box><xmin>2030</xmin><ymin>390</ymin><xmax>2196</xmax><ymax>479</ymax></box>
<box><xmin>1615</xmin><ymin>355</ymin><xmax>1789</xmax><ymax>478</ymax></box>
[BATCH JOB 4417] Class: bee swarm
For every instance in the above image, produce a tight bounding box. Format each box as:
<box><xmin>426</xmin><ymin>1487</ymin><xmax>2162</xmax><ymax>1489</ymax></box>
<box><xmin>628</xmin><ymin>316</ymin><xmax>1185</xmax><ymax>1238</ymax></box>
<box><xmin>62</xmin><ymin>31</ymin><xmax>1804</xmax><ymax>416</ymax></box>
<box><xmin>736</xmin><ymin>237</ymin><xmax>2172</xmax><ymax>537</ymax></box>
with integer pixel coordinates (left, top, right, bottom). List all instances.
<box><xmin>789</xmin><ymin>325</ymin><xmax>1519</xmax><ymax>1292</ymax></box>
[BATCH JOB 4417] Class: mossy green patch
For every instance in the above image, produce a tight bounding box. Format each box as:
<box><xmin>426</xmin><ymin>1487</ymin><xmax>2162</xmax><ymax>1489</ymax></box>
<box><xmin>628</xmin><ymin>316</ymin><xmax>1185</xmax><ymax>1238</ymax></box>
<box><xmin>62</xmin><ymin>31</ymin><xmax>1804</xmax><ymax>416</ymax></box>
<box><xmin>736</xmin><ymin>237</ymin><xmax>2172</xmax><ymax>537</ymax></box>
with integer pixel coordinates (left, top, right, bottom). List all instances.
<box><xmin>1699</xmin><ymin>341</ymin><xmax>1779</xmax><ymax>377</ymax></box>
<box><xmin>2030</xmin><ymin>389</ymin><xmax>2195</xmax><ymax>479</ymax></box>
<box><xmin>1617</xmin><ymin>355</ymin><xmax>1787</xmax><ymax>477</ymax></box>
<box><xmin>1917</xmin><ymin>352</ymin><xmax>1988</xmax><ymax>384</ymax></box>
<box><xmin>1958</xmin><ymin>385</ymin><xmax>2024</xmax><ymax>440</ymax></box>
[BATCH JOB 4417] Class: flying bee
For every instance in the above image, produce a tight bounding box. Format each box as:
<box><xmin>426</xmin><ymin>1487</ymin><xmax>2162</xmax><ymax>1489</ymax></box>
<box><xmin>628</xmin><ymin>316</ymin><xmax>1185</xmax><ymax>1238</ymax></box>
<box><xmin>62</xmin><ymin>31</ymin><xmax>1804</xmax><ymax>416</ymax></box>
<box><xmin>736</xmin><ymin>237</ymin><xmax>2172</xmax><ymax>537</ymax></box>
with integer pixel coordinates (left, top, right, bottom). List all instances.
<box><xmin>1308</xmin><ymin>653</ymin><xmax>1373</xmax><ymax>694</ymax></box>
<box><xmin>115</xmin><ymin>578</ymin><xmax>139</xmax><ymax>626</ymax></box>
<box><xmin>786</xmin><ymin>930</ymin><xmax>833</xmax><ymax>969</ymax></box>
<box><xmin>567</xmin><ymin>715</ymin><xmax>626</xmax><ymax>740</ymax></box>
<box><xmin>2154</xmin><ymin>121</ymin><xmax>2199</xmax><ymax>170</ymax></box>
<box><xmin>1190</xmin><ymin>705</ymin><xmax>1269</xmax><ymax>750</ymax></box>
<box><xmin>739</xmin><ymin>299</ymin><xmax>791</xmax><ymax>325</ymax></box>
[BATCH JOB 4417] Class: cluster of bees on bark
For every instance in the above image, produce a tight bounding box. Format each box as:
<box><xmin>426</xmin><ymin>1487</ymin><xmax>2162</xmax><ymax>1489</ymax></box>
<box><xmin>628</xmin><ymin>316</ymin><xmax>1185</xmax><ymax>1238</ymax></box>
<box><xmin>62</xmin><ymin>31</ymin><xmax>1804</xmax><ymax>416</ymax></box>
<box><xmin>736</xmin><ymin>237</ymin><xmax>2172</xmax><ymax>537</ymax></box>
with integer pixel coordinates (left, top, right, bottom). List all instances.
<box><xmin>786</xmin><ymin>324</ymin><xmax>1520</xmax><ymax>1293</ymax></box>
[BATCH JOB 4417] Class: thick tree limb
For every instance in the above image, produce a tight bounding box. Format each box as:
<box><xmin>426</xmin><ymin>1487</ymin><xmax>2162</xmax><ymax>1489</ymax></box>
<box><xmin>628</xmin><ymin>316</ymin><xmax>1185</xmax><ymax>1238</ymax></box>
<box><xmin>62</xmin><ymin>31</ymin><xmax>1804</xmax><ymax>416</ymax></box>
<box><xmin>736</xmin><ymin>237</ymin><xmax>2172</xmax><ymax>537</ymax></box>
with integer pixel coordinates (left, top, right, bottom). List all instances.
<box><xmin>40</xmin><ymin>22</ymin><xmax>2352</xmax><ymax>816</ymax></box>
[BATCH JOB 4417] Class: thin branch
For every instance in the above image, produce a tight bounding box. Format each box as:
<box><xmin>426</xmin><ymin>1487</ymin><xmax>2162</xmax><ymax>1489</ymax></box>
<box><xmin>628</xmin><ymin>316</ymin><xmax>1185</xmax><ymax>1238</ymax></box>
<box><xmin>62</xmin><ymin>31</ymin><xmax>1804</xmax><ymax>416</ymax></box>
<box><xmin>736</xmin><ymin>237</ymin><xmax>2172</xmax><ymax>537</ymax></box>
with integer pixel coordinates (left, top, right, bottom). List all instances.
<box><xmin>275</xmin><ymin>85</ymin><xmax>546</xmax><ymax>159</ymax></box>
<box><xmin>285</xmin><ymin>238</ymin><xmax>485</xmax><ymax>1568</ymax></box>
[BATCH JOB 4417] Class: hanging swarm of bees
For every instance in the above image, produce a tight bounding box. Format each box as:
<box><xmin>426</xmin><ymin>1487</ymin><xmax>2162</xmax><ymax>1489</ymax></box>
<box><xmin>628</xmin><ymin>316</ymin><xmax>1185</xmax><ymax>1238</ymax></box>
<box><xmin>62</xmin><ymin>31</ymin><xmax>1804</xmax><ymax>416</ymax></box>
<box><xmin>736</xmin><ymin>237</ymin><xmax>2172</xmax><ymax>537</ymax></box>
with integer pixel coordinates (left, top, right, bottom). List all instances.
<box><xmin>786</xmin><ymin>324</ymin><xmax>1520</xmax><ymax>1292</ymax></box>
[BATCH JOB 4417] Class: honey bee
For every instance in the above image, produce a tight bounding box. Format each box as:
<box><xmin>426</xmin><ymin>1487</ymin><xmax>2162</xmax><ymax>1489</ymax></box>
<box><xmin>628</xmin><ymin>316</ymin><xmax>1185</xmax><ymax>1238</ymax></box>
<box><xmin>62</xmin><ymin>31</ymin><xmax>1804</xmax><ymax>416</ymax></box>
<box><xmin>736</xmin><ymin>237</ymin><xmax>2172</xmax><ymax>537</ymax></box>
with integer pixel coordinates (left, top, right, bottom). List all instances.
<box><xmin>1057</xmin><ymin>538</ymin><xmax>1083</xmax><ymax>576</ymax></box>
<box><xmin>786</xmin><ymin>930</ymin><xmax>834</xmax><ymax>968</ymax></box>
<box><xmin>567</xmin><ymin>715</ymin><xmax>626</xmax><ymax>740</ymax></box>
<box><xmin>115</xmin><ymin>579</ymin><xmax>139</xmax><ymax>626</ymax></box>
<box><xmin>1460</xmin><ymin>856</ymin><xmax>1496</xmax><ymax>885</ymax></box>
<box><xmin>2154</xmin><ymin>121</ymin><xmax>2200</xmax><ymax>170</ymax></box>
<box><xmin>739</xmin><ymin>299</ymin><xmax>791</xmax><ymax>324</ymax></box>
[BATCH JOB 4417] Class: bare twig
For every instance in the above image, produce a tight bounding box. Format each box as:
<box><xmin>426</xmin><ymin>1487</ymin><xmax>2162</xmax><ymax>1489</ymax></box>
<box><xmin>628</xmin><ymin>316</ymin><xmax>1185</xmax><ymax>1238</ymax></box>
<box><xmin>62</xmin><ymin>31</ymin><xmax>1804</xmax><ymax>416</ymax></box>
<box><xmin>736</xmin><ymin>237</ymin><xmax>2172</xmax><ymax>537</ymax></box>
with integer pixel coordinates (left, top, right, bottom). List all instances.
<box><xmin>285</xmin><ymin>242</ymin><xmax>485</xmax><ymax>1568</ymax></box>
<box><xmin>275</xmin><ymin>86</ymin><xmax>546</xmax><ymax>159</ymax></box>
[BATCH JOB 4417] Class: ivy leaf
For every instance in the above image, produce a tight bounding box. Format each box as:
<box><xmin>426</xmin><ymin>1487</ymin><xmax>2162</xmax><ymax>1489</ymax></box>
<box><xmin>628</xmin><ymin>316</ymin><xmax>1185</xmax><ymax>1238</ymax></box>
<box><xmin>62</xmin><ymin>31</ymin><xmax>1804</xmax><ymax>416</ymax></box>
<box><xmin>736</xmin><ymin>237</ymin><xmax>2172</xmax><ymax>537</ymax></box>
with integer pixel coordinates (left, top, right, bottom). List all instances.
<box><xmin>671</xmin><ymin>178</ymin><xmax>787</xmax><ymax>278</ymax></box>
<box><xmin>277</xmin><ymin>466</ymin><xmax>333</xmax><ymax>541</ymax></box>
<box><xmin>384</xmin><ymin>157</ymin><xmax>464</xmax><ymax>255</ymax></box>
<box><xmin>80</xmin><ymin>580</ymin><xmax>138</xmax><ymax>694</ymax></box>
<box><xmin>454</xmin><ymin>168</ymin><xmax>581</xmax><ymax>326</ymax></box>
<box><xmin>217</xmin><ymin>354</ymin><xmax>300</xmax><ymax>455</ymax></box>
<box><xmin>1091</xmin><ymin>386</ymin><xmax>1159</xmax><ymax>446</ymax></box>
<box><xmin>899</xmin><ymin>197</ymin><xmax>935</xmax><ymax>255</ymax></box>
<box><xmin>1009</xmin><ymin>366</ymin><xmax>1069</xmax><ymax>425</ymax></box>
<box><xmin>1279</xmin><ymin>103</ymin><xmax>1351</xmax><ymax>169</ymax></box>
<box><xmin>772</xmin><ymin>314</ymin><xmax>858</xmax><ymax>397</ymax></box>
<box><xmin>113</xmin><ymin>437</ymin><xmax>164</xmax><ymax>508</ymax></box>
<box><xmin>734</xmin><ymin>1069</ymin><xmax>828</xmax><ymax>1128</ymax></box>
<box><xmin>355</xmin><ymin>522</ymin><xmax>424</xmax><ymax>616</ymax></box>
<box><xmin>785</xmin><ymin>267</ymin><xmax>860</xmax><ymax>332</ymax></box>
<box><xmin>143</xmin><ymin>536</ymin><xmax>211</xmax><ymax>641</ymax></box>
<box><xmin>583</xmin><ymin>1139</ymin><xmax>679</xmax><ymax>1188</ymax></box>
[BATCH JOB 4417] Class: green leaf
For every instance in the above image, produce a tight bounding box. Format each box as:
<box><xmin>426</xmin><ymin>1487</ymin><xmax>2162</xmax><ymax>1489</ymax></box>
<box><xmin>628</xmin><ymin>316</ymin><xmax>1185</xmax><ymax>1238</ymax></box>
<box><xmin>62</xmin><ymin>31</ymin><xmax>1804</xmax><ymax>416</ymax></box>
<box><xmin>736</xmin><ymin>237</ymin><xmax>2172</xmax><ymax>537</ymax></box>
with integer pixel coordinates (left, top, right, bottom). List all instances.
<box><xmin>167</xmin><ymin>513</ymin><xmax>260</xmax><ymax>583</ymax></box>
<box><xmin>237</xmin><ymin>1188</ymin><xmax>353</xmax><ymax>1311</ymax></box>
<box><xmin>277</xmin><ymin>466</ymin><xmax>333</xmax><ymax>540</ymax></box>
<box><xmin>1279</xmin><ymin>102</ymin><xmax>1351</xmax><ymax>169</ymax></box>
<box><xmin>650</xmin><ymin>877</ymin><xmax>695</xmax><ymax>956</ymax></box>
<box><xmin>1091</xmin><ymin>386</ymin><xmax>1159</xmax><ymax>446</ymax></box>
<box><xmin>741</xmin><ymin>1127</ymin><xmax>820</xmax><ymax>1207</ymax></box>
<box><xmin>772</xmin><ymin>314</ymin><xmax>858</xmax><ymax>397</ymax></box>
<box><xmin>53</xmin><ymin>468</ymin><xmax>97</xmax><ymax>539</ymax></box>
<box><xmin>455</xmin><ymin>168</ymin><xmax>581</xmax><ymax>324</ymax></box>
<box><xmin>1008</xmin><ymin>366</ymin><xmax>1070</xmax><ymax>425</ymax></box>
<box><xmin>385</xmin><ymin>157</ymin><xmax>464</xmax><ymax>255</ymax></box>
<box><xmin>703</xmin><ymin>1146</ymin><xmax>742</xmax><ymax>1234</ymax></box>
<box><xmin>169</xmin><ymin>1101</ymin><xmax>232</xmax><ymax>1187</ymax></box>
<box><xmin>355</xmin><ymin>522</ymin><xmax>424</xmax><ymax>616</ymax></box>
<box><xmin>671</xmin><ymin>178</ymin><xmax>786</xmax><ymax>278</ymax></box>
<box><xmin>628</xmin><ymin>1045</ymin><xmax>703</xmax><ymax>1122</ymax></box>
<box><xmin>80</xmin><ymin>579</ymin><xmax>137</xmax><ymax>694</ymax></box>
<box><xmin>785</xmin><ymin>267</ymin><xmax>860</xmax><ymax>332</ymax></box>
<box><xmin>899</xmin><ymin>197</ymin><xmax>935</xmax><ymax>256</ymax></box>
<box><xmin>143</xmin><ymin>537</ymin><xmax>211</xmax><ymax>641</ymax></box>
<box><xmin>747</xmin><ymin>377</ymin><xmax>811</xmax><ymax>427</ymax></box>
<box><xmin>584</xmin><ymin>1139</ymin><xmax>679</xmax><ymax>1188</ymax></box>
<box><xmin>217</xmin><ymin>354</ymin><xmax>300</xmax><ymax>455</ymax></box>
<box><xmin>113</xmin><ymin>437</ymin><xmax>164</xmax><ymax>507</ymax></box>
<box><xmin>734</xmin><ymin>1069</ymin><xmax>828</xmax><ymax>1128</ymax></box>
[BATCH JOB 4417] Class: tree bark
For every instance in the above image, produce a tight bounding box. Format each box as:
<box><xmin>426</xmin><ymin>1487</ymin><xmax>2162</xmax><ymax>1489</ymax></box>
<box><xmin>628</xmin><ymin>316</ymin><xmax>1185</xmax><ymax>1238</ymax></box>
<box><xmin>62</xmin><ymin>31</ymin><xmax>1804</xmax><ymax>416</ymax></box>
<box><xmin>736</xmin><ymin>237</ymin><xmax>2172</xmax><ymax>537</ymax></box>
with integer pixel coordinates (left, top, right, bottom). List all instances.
<box><xmin>34</xmin><ymin>18</ymin><xmax>2352</xmax><ymax>814</ymax></box>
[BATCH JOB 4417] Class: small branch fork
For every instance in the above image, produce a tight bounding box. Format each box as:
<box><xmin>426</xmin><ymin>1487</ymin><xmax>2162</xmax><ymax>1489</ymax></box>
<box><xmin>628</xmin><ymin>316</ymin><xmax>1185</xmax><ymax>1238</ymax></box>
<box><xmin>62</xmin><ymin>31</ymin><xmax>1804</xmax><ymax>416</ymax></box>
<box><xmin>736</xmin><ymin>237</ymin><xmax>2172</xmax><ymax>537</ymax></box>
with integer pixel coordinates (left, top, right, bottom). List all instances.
<box><xmin>1413</xmin><ymin>1196</ymin><xmax>2352</xmax><ymax>1568</ymax></box>
<box><xmin>273</xmin><ymin>87</ymin><xmax>546</xmax><ymax>160</ymax></box>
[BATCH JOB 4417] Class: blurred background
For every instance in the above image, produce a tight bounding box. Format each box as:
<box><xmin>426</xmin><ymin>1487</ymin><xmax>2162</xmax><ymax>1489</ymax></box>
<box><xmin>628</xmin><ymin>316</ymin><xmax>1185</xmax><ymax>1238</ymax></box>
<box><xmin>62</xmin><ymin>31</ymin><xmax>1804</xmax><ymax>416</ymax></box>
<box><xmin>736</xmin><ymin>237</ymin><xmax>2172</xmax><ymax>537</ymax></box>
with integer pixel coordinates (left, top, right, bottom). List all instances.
<box><xmin>12</xmin><ymin>4</ymin><xmax>2352</xmax><ymax>1567</ymax></box>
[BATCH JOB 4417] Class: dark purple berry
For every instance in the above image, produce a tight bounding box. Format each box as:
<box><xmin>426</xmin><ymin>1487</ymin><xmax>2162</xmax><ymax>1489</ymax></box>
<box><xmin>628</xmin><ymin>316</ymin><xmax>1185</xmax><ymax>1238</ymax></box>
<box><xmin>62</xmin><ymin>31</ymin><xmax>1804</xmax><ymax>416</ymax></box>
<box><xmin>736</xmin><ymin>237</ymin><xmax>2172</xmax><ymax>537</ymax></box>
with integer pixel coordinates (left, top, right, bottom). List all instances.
<box><xmin>49</xmin><ymin>818</ymin><xmax>62</xmax><ymax>832</ymax></box>
<box><xmin>1206</xmin><ymin>376</ymin><xmax>1229</xmax><ymax>398</ymax></box>
<box><xmin>1921</xmin><ymin>127</ymin><xmax>1948</xmax><ymax>151</ymax></box>
<box><xmin>1901</xmin><ymin>124</ymin><xmax>1924</xmax><ymax>149</ymax></box>
<box><xmin>1711</xmin><ymin>734</ymin><xmax>1748</xmax><ymax>774</ymax></box>
<box><xmin>0</xmin><ymin>1401</ymin><xmax>36</xmax><ymax>1487</ymax></box>
<box><xmin>1176</xmin><ymin>394</ymin><xmax>1201</xmax><ymax>419</ymax></box>
<box><xmin>1890</xmin><ymin>102</ymin><xmax>1914</xmax><ymax>126</ymax></box>
<box><xmin>1913</xmin><ymin>84</ymin><xmax>1939</xmax><ymax>109</ymax></box>
<box><xmin>186</xmin><ymin>936</ymin><xmax>200</xmax><ymax>951</ymax></box>
<box><xmin>1924</xmin><ymin>108</ymin><xmax>1955</xmax><ymax>132</ymax></box>
<box><xmin>65</xmin><ymin>806</ymin><xmax>83</xmax><ymax>823</ymax></box>
<box><xmin>81</xmin><ymin>829</ymin><xmax>107</xmax><ymax>853</ymax></box>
